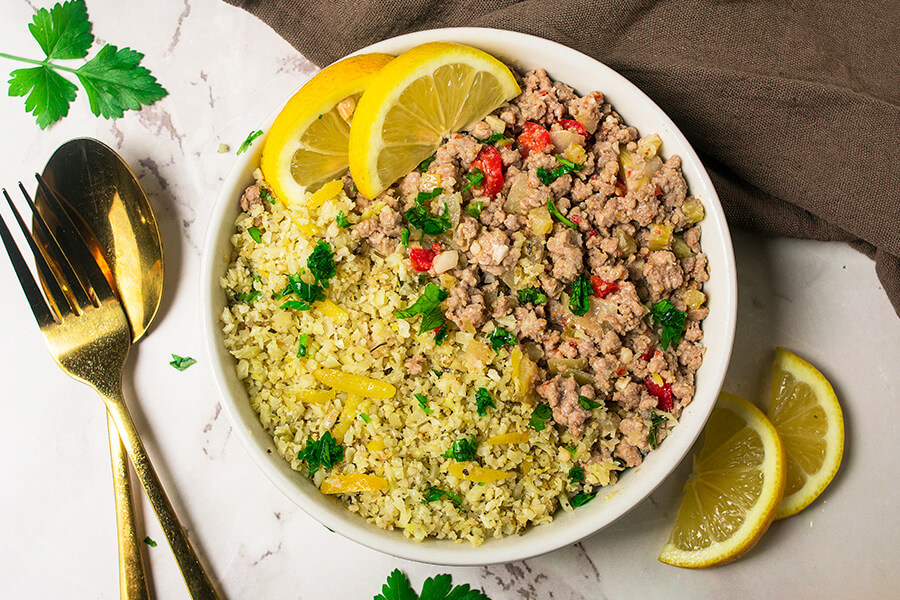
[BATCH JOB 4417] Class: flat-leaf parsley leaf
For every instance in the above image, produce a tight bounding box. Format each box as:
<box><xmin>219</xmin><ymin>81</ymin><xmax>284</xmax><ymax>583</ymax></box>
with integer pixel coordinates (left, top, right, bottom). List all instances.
<box><xmin>650</xmin><ymin>300</ymin><xmax>687</xmax><ymax>349</ymax></box>
<box><xmin>569</xmin><ymin>273</ymin><xmax>591</xmax><ymax>316</ymax></box>
<box><xmin>297</xmin><ymin>431</ymin><xmax>343</xmax><ymax>478</ymax></box>
<box><xmin>488</xmin><ymin>326</ymin><xmax>517</xmax><ymax>352</ymax></box>
<box><xmin>529</xmin><ymin>405</ymin><xmax>552</xmax><ymax>431</ymax></box>
<box><xmin>421</xmin><ymin>486</ymin><xmax>462</xmax><ymax>507</ymax></box>
<box><xmin>403</xmin><ymin>188</ymin><xmax>451</xmax><ymax>235</ymax></box>
<box><xmin>475</xmin><ymin>388</ymin><xmax>495</xmax><ymax>416</ymax></box>
<box><xmin>442</xmin><ymin>434</ymin><xmax>478</xmax><ymax>462</ymax></box>
<box><xmin>517</xmin><ymin>287</ymin><xmax>547</xmax><ymax>305</ymax></box>
<box><xmin>169</xmin><ymin>354</ymin><xmax>196</xmax><ymax>371</ymax></box>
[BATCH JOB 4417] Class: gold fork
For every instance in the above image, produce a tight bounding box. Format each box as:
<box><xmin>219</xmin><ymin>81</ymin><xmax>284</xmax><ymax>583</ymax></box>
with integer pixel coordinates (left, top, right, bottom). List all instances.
<box><xmin>0</xmin><ymin>175</ymin><xmax>220</xmax><ymax>600</ymax></box>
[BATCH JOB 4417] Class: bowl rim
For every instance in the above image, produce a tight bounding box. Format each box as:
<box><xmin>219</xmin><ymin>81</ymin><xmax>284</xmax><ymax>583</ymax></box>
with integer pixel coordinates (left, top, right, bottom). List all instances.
<box><xmin>200</xmin><ymin>26</ymin><xmax>737</xmax><ymax>566</ymax></box>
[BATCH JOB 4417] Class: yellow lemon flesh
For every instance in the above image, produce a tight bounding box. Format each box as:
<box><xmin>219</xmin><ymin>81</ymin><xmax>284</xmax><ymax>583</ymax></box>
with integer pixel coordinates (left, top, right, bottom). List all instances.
<box><xmin>768</xmin><ymin>348</ymin><xmax>843</xmax><ymax>519</ymax></box>
<box><xmin>348</xmin><ymin>42</ymin><xmax>520</xmax><ymax>199</ymax></box>
<box><xmin>659</xmin><ymin>392</ymin><xmax>786</xmax><ymax>568</ymax></box>
<box><xmin>260</xmin><ymin>53</ymin><xmax>393</xmax><ymax>203</ymax></box>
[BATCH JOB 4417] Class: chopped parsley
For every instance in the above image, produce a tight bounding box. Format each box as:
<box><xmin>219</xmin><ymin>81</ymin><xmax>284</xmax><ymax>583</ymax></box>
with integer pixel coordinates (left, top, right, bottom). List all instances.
<box><xmin>415</xmin><ymin>393</ymin><xmax>432</xmax><ymax>415</ymax></box>
<box><xmin>374</xmin><ymin>569</ymin><xmax>490</xmax><ymax>600</ymax></box>
<box><xmin>246</xmin><ymin>226</ymin><xmax>262</xmax><ymax>242</ymax></box>
<box><xmin>143</xmin><ymin>536</ymin><xmax>157</xmax><ymax>548</ymax></box>
<box><xmin>401</xmin><ymin>228</ymin><xmax>410</xmax><ymax>247</ymax></box>
<box><xmin>529</xmin><ymin>405</ymin><xmax>552</xmax><ymax>431</ymax></box>
<box><xmin>569</xmin><ymin>273</ymin><xmax>591</xmax><ymax>316</ymax></box>
<box><xmin>462</xmin><ymin>168</ymin><xmax>485</xmax><ymax>192</ymax></box>
<box><xmin>442</xmin><ymin>434</ymin><xmax>478</xmax><ymax>462</ymax></box>
<box><xmin>568</xmin><ymin>466</ymin><xmax>584</xmax><ymax>483</ymax></box>
<box><xmin>475</xmin><ymin>388</ymin><xmax>495</xmax><ymax>416</ymax></box>
<box><xmin>237</xmin><ymin>129</ymin><xmax>263</xmax><ymax>155</ymax></box>
<box><xmin>169</xmin><ymin>354</ymin><xmax>196</xmax><ymax>371</ymax></box>
<box><xmin>650</xmin><ymin>300</ymin><xmax>687</xmax><ymax>349</ymax></box>
<box><xmin>417</xmin><ymin>155</ymin><xmax>436</xmax><ymax>172</ymax></box>
<box><xmin>259</xmin><ymin>187</ymin><xmax>275</xmax><ymax>204</ymax></box>
<box><xmin>517</xmin><ymin>287</ymin><xmax>547</xmax><ymax>305</ymax></box>
<box><xmin>466</xmin><ymin>200</ymin><xmax>484</xmax><ymax>219</ymax></box>
<box><xmin>421</xmin><ymin>486</ymin><xmax>462</xmax><ymax>507</ymax></box>
<box><xmin>431</xmin><ymin>369</ymin><xmax>443</xmax><ymax>376</ymax></box>
<box><xmin>647</xmin><ymin>412</ymin><xmax>667</xmax><ymax>450</ymax></box>
<box><xmin>335</xmin><ymin>211</ymin><xmax>351</xmax><ymax>228</ymax></box>
<box><xmin>296</xmin><ymin>334</ymin><xmax>309</xmax><ymax>358</ymax></box>
<box><xmin>578</xmin><ymin>396</ymin><xmax>601</xmax><ymax>410</ymax></box>
<box><xmin>547</xmin><ymin>196</ymin><xmax>577</xmax><ymax>228</ymax></box>
<box><xmin>403</xmin><ymin>188</ymin><xmax>451</xmax><ymax>235</ymax></box>
<box><xmin>488</xmin><ymin>326</ymin><xmax>517</xmax><ymax>352</ymax></box>
<box><xmin>570</xmin><ymin>490</ymin><xmax>598</xmax><ymax>507</ymax></box>
<box><xmin>297</xmin><ymin>431</ymin><xmax>343</xmax><ymax>478</ymax></box>
<box><xmin>233</xmin><ymin>289</ymin><xmax>261</xmax><ymax>305</ymax></box>
<box><xmin>477</xmin><ymin>132</ymin><xmax>511</xmax><ymax>145</ymax></box>
<box><xmin>396</xmin><ymin>283</ymin><xmax>449</xmax><ymax>334</ymax></box>
<box><xmin>433</xmin><ymin>323</ymin><xmax>449</xmax><ymax>345</ymax></box>
<box><xmin>359</xmin><ymin>412</ymin><xmax>371</xmax><ymax>424</ymax></box>
<box><xmin>307</xmin><ymin>240</ymin><xmax>336</xmax><ymax>287</ymax></box>
<box><xmin>537</xmin><ymin>157</ymin><xmax>583</xmax><ymax>185</ymax></box>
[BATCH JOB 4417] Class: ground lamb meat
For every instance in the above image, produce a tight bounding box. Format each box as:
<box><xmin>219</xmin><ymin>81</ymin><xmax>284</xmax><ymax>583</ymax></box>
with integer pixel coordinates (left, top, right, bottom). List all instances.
<box><xmin>537</xmin><ymin>375</ymin><xmax>592</xmax><ymax>438</ymax></box>
<box><xmin>351</xmin><ymin>206</ymin><xmax>401</xmax><ymax>256</ymax></box>
<box><xmin>443</xmin><ymin>283</ymin><xmax>488</xmax><ymax>330</ymax></box>
<box><xmin>546</xmin><ymin>227</ymin><xmax>583</xmax><ymax>283</ymax></box>
<box><xmin>404</xmin><ymin>354</ymin><xmax>426</xmax><ymax>375</ymax></box>
<box><xmin>239</xmin><ymin>184</ymin><xmax>264</xmax><ymax>213</ymax></box>
<box><xmin>644</xmin><ymin>251</ymin><xmax>684</xmax><ymax>296</ymax></box>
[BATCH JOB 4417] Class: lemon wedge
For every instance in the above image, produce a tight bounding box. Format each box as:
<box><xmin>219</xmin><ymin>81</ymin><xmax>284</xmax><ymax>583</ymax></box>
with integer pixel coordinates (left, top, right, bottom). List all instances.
<box><xmin>768</xmin><ymin>348</ymin><xmax>843</xmax><ymax>519</ymax></box>
<box><xmin>260</xmin><ymin>53</ymin><xmax>393</xmax><ymax>203</ymax></box>
<box><xmin>348</xmin><ymin>42</ymin><xmax>520</xmax><ymax>199</ymax></box>
<box><xmin>659</xmin><ymin>392</ymin><xmax>786</xmax><ymax>568</ymax></box>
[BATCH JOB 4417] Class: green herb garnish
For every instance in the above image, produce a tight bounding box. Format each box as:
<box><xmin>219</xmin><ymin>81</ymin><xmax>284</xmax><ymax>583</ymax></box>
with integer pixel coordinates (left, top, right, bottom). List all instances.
<box><xmin>475</xmin><ymin>388</ymin><xmax>495</xmax><ymax>416</ymax></box>
<box><xmin>260</xmin><ymin>188</ymin><xmax>275</xmax><ymax>204</ymax></box>
<box><xmin>296</xmin><ymin>334</ymin><xmax>309</xmax><ymax>358</ymax></box>
<box><xmin>277</xmin><ymin>273</ymin><xmax>325</xmax><ymax>308</ymax></box>
<box><xmin>517</xmin><ymin>287</ymin><xmax>547</xmax><ymax>305</ymax></box>
<box><xmin>488</xmin><ymin>326</ymin><xmax>517</xmax><ymax>352</ymax></box>
<box><xmin>476</xmin><ymin>132</ymin><xmax>510</xmax><ymax>145</ymax></box>
<box><xmin>466</xmin><ymin>200</ymin><xmax>484</xmax><ymax>219</ymax></box>
<box><xmin>569</xmin><ymin>273</ymin><xmax>591</xmax><ymax>316</ymax></box>
<box><xmin>647</xmin><ymin>412</ymin><xmax>667</xmax><ymax>450</ymax></box>
<box><xmin>359</xmin><ymin>412</ymin><xmax>371</xmax><ymax>424</ymax></box>
<box><xmin>169</xmin><ymin>354</ymin><xmax>196</xmax><ymax>371</ymax></box>
<box><xmin>570</xmin><ymin>490</ymin><xmax>598</xmax><ymax>507</ymax></box>
<box><xmin>417</xmin><ymin>155</ymin><xmax>436</xmax><ymax>172</ymax></box>
<box><xmin>536</xmin><ymin>157</ymin><xmax>583</xmax><ymax>185</ymax></box>
<box><xmin>529</xmin><ymin>405</ymin><xmax>552</xmax><ymax>431</ymax></box>
<box><xmin>568</xmin><ymin>466</ymin><xmax>584</xmax><ymax>483</ymax></box>
<box><xmin>431</xmin><ymin>369</ymin><xmax>443</xmax><ymax>376</ymax></box>
<box><xmin>297</xmin><ymin>431</ymin><xmax>343</xmax><ymax>478</ymax></box>
<box><xmin>578</xmin><ymin>396</ymin><xmax>601</xmax><ymax>410</ymax></box>
<box><xmin>421</xmin><ymin>486</ymin><xmax>463</xmax><ymax>507</ymax></box>
<box><xmin>234</xmin><ymin>290</ymin><xmax>261</xmax><ymax>305</ymax></box>
<box><xmin>650</xmin><ymin>300</ymin><xmax>687</xmax><ymax>349</ymax></box>
<box><xmin>396</xmin><ymin>283</ymin><xmax>449</xmax><ymax>335</ymax></box>
<box><xmin>374</xmin><ymin>569</ymin><xmax>490</xmax><ymax>600</ymax></box>
<box><xmin>247</xmin><ymin>226</ymin><xmax>262</xmax><ymax>243</ymax></box>
<box><xmin>403</xmin><ymin>188</ymin><xmax>451</xmax><ymax>235</ymax></box>
<box><xmin>433</xmin><ymin>323</ymin><xmax>449</xmax><ymax>345</ymax></box>
<box><xmin>2</xmin><ymin>0</ymin><xmax>167</xmax><ymax>129</ymax></box>
<box><xmin>307</xmin><ymin>240</ymin><xmax>336</xmax><ymax>287</ymax></box>
<box><xmin>143</xmin><ymin>536</ymin><xmax>157</xmax><ymax>548</ymax></box>
<box><xmin>462</xmin><ymin>168</ymin><xmax>485</xmax><ymax>192</ymax></box>
<box><xmin>415</xmin><ymin>393</ymin><xmax>432</xmax><ymax>415</ymax></box>
<box><xmin>442</xmin><ymin>434</ymin><xmax>478</xmax><ymax>462</ymax></box>
<box><xmin>237</xmin><ymin>129</ymin><xmax>263</xmax><ymax>155</ymax></box>
<box><xmin>401</xmin><ymin>228</ymin><xmax>410</xmax><ymax>247</ymax></box>
<box><xmin>547</xmin><ymin>196</ymin><xmax>577</xmax><ymax>228</ymax></box>
<box><xmin>335</xmin><ymin>211</ymin><xmax>351</xmax><ymax>228</ymax></box>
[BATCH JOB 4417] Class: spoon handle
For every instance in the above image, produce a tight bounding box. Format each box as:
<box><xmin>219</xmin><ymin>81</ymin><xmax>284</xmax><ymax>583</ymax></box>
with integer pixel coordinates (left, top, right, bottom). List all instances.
<box><xmin>101</xmin><ymin>386</ymin><xmax>221</xmax><ymax>600</ymax></box>
<box><xmin>108</xmin><ymin>412</ymin><xmax>151</xmax><ymax>600</ymax></box>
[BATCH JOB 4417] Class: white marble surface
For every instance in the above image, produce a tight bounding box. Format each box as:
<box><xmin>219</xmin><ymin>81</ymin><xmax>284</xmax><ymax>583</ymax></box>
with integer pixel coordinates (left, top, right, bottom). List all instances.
<box><xmin>0</xmin><ymin>1</ymin><xmax>897</xmax><ymax>598</ymax></box>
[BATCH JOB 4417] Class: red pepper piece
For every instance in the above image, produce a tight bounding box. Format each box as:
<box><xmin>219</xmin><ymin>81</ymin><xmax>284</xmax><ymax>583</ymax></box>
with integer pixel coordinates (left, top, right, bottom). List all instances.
<box><xmin>640</xmin><ymin>346</ymin><xmax>655</xmax><ymax>362</ymax></box>
<box><xmin>558</xmin><ymin>119</ymin><xmax>588</xmax><ymax>138</ymax></box>
<box><xmin>409</xmin><ymin>247</ymin><xmax>436</xmax><ymax>272</ymax></box>
<box><xmin>644</xmin><ymin>376</ymin><xmax>673</xmax><ymax>412</ymax></box>
<box><xmin>431</xmin><ymin>242</ymin><xmax>442</xmax><ymax>252</ymax></box>
<box><xmin>614</xmin><ymin>179</ymin><xmax>627</xmax><ymax>197</ymax></box>
<box><xmin>590</xmin><ymin>275</ymin><xmax>619</xmax><ymax>299</ymax></box>
<box><xmin>470</xmin><ymin>145</ymin><xmax>504</xmax><ymax>197</ymax></box>
<box><xmin>517</xmin><ymin>122</ymin><xmax>551</xmax><ymax>158</ymax></box>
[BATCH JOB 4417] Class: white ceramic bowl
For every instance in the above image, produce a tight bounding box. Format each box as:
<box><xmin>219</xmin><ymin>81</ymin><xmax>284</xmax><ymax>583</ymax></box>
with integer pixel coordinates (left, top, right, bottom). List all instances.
<box><xmin>200</xmin><ymin>27</ymin><xmax>737</xmax><ymax>565</ymax></box>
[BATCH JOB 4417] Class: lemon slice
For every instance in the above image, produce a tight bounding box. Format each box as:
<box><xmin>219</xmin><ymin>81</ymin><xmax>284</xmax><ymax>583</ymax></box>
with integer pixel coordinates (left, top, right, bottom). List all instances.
<box><xmin>768</xmin><ymin>348</ymin><xmax>843</xmax><ymax>519</ymax></box>
<box><xmin>260</xmin><ymin>53</ymin><xmax>394</xmax><ymax>203</ymax></box>
<box><xmin>348</xmin><ymin>42</ymin><xmax>520</xmax><ymax>199</ymax></box>
<box><xmin>659</xmin><ymin>392</ymin><xmax>786</xmax><ymax>568</ymax></box>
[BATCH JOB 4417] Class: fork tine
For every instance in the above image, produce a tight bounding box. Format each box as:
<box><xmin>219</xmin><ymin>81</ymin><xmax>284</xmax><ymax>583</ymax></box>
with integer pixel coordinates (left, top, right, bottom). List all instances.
<box><xmin>32</xmin><ymin>174</ymin><xmax>117</xmax><ymax>305</ymax></box>
<box><xmin>0</xmin><ymin>190</ymin><xmax>57</xmax><ymax>328</ymax></box>
<box><xmin>3</xmin><ymin>188</ymin><xmax>74</xmax><ymax>320</ymax></box>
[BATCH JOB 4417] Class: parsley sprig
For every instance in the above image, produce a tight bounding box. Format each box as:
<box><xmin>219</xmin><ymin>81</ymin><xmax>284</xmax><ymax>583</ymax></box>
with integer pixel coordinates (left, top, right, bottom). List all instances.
<box><xmin>421</xmin><ymin>486</ymin><xmax>463</xmax><ymax>507</ymax></box>
<box><xmin>647</xmin><ymin>412</ymin><xmax>667</xmax><ymax>449</ymax></box>
<box><xmin>475</xmin><ymin>388</ymin><xmax>495</xmax><ymax>416</ymax></box>
<box><xmin>517</xmin><ymin>287</ymin><xmax>547</xmax><ymax>305</ymax></box>
<box><xmin>650</xmin><ymin>300</ymin><xmax>687</xmax><ymax>349</ymax></box>
<box><xmin>529</xmin><ymin>405</ymin><xmax>552</xmax><ymax>431</ymax></box>
<box><xmin>537</xmin><ymin>157</ymin><xmax>583</xmax><ymax>185</ymax></box>
<box><xmin>569</xmin><ymin>273</ymin><xmax>591</xmax><ymax>316</ymax></box>
<box><xmin>396</xmin><ymin>283</ymin><xmax>449</xmax><ymax>334</ymax></box>
<box><xmin>442</xmin><ymin>435</ymin><xmax>478</xmax><ymax>462</ymax></box>
<box><xmin>374</xmin><ymin>569</ymin><xmax>490</xmax><ymax>600</ymax></box>
<box><xmin>403</xmin><ymin>188</ymin><xmax>451</xmax><ymax>236</ymax></box>
<box><xmin>488</xmin><ymin>326</ymin><xmax>517</xmax><ymax>352</ymax></box>
<box><xmin>297</xmin><ymin>432</ymin><xmax>343</xmax><ymax>478</ymax></box>
<box><xmin>547</xmin><ymin>196</ymin><xmax>577</xmax><ymax>228</ymax></box>
<box><xmin>2</xmin><ymin>0</ymin><xmax>167</xmax><ymax>128</ymax></box>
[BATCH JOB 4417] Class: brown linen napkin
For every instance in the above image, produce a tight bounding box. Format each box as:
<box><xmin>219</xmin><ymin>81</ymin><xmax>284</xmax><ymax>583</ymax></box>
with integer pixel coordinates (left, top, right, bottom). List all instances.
<box><xmin>225</xmin><ymin>0</ymin><xmax>900</xmax><ymax>316</ymax></box>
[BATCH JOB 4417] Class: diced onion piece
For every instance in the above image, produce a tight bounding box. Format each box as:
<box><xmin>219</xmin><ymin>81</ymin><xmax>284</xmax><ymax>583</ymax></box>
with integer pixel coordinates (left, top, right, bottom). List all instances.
<box><xmin>320</xmin><ymin>473</ymin><xmax>387</xmax><ymax>494</ymax></box>
<box><xmin>485</xmin><ymin>432</ymin><xmax>530</xmax><ymax>445</ymax></box>
<box><xmin>443</xmin><ymin>191</ymin><xmax>462</xmax><ymax>227</ymax></box>
<box><xmin>683</xmin><ymin>196</ymin><xmax>705</xmax><ymax>223</ymax></box>
<box><xmin>636</xmin><ymin>133</ymin><xmax>662</xmax><ymax>159</ymax></box>
<box><xmin>648</xmin><ymin>223</ymin><xmax>673</xmax><ymax>251</ymax></box>
<box><xmin>313</xmin><ymin>368</ymin><xmax>397</xmax><ymax>399</ymax></box>
<box><xmin>419</xmin><ymin>172</ymin><xmax>442</xmax><ymax>192</ymax></box>
<box><xmin>306</xmin><ymin>179</ymin><xmax>343</xmax><ymax>208</ymax></box>
<box><xmin>672</xmin><ymin>236</ymin><xmax>692</xmax><ymax>259</ymax></box>
<box><xmin>464</xmin><ymin>340</ymin><xmax>492</xmax><ymax>369</ymax></box>
<box><xmin>294</xmin><ymin>389</ymin><xmax>336</xmax><ymax>404</ymax></box>
<box><xmin>504</xmin><ymin>173</ymin><xmax>529</xmax><ymax>214</ymax></box>
<box><xmin>315</xmin><ymin>299</ymin><xmax>348</xmax><ymax>323</ymax></box>
<box><xmin>562</xmin><ymin>143</ymin><xmax>587</xmax><ymax>165</ymax></box>
<box><xmin>614</xmin><ymin>227</ymin><xmax>637</xmax><ymax>257</ymax></box>
<box><xmin>619</xmin><ymin>149</ymin><xmax>662</xmax><ymax>191</ymax></box>
<box><xmin>485</xmin><ymin>115</ymin><xmax>506</xmax><ymax>133</ymax></box>
<box><xmin>332</xmin><ymin>393</ymin><xmax>363</xmax><ymax>440</ymax></box>
<box><xmin>549</xmin><ymin>130</ymin><xmax>585</xmax><ymax>154</ymax></box>
<box><xmin>528</xmin><ymin>205</ymin><xmax>554</xmax><ymax>236</ymax></box>
<box><xmin>684</xmin><ymin>289</ymin><xmax>706</xmax><ymax>309</ymax></box>
<box><xmin>448</xmin><ymin>462</ymin><xmax>513</xmax><ymax>483</ymax></box>
<box><xmin>547</xmin><ymin>357</ymin><xmax>588</xmax><ymax>373</ymax></box>
<box><xmin>433</xmin><ymin>250</ymin><xmax>458</xmax><ymax>274</ymax></box>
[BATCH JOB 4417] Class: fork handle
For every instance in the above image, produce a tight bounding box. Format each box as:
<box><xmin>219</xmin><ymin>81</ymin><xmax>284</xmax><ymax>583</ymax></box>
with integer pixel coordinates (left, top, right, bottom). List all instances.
<box><xmin>102</xmin><ymin>388</ymin><xmax>221</xmax><ymax>600</ymax></box>
<box><xmin>108</xmin><ymin>412</ymin><xmax>151</xmax><ymax>600</ymax></box>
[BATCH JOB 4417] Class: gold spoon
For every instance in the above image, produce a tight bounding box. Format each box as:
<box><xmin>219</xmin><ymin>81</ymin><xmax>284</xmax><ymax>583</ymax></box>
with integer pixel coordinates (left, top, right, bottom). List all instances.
<box><xmin>38</xmin><ymin>138</ymin><xmax>163</xmax><ymax>599</ymax></box>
